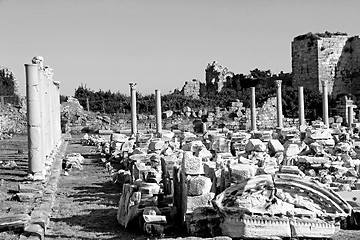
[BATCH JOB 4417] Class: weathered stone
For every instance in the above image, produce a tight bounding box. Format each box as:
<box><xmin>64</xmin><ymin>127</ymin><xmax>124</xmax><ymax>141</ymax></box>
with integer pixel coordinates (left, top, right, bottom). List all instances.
<box><xmin>148</xmin><ymin>140</ymin><xmax>165</xmax><ymax>151</ymax></box>
<box><xmin>220</xmin><ymin>215</ymin><xmax>291</xmax><ymax>239</ymax></box>
<box><xmin>245</xmin><ymin>139</ymin><xmax>265</xmax><ymax>152</ymax></box>
<box><xmin>229</xmin><ymin>164</ymin><xmax>256</xmax><ymax>182</ymax></box>
<box><xmin>187</xmin><ymin>176</ymin><xmax>212</xmax><ymax>196</ymax></box>
<box><xmin>186</xmin><ymin>207</ymin><xmax>222</xmax><ymax>237</ymax></box>
<box><xmin>0</xmin><ymin>214</ymin><xmax>30</xmax><ymax>231</ymax></box>
<box><xmin>268</xmin><ymin>139</ymin><xmax>284</xmax><ymax>155</ymax></box>
<box><xmin>16</xmin><ymin>193</ymin><xmax>34</xmax><ymax>202</ymax></box>
<box><xmin>186</xmin><ymin>192</ymin><xmax>215</xmax><ymax>213</ymax></box>
<box><xmin>284</xmin><ymin>143</ymin><xmax>300</xmax><ymax>157</ymax></box>
<box><xmin>290</xmin><ymin>218</ymin><xmax>337</xmax><ymax>238</ymax></box>
<box><xmin>182</xmin><ymin>151</ymin><xmax>203</xmax><ymax>175</ymax></box>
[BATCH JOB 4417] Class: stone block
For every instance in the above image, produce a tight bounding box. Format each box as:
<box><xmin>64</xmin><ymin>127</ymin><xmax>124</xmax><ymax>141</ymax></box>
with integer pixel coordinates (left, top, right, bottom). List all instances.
<box><xmin>245</xmin><ymin>139</ymin><xmax>265</xmax><ymax>152</ymax></box>
<box><xmin>307</xmin><ymin>128</ymin><xmax>332</xmax><ymax>140</ymax></box>
<box><xmin>16</xmin><ymin>193</ymin><xmax>34</xmax><ymax>202</ymax></box>
<box><xmin>284</xmin><ymin>144</ymin><xmax>300</xmax><ymax>157</ymax></box>
<box><xmin>148</xmin><ymin>140</ymin><xmax>165</xmax><ymax>151</ymax></box>
<box><xmin>290</xmin><ymin>218</ymin><xmax>337</xmax><ymax>238</ymax></box>
<box><xmin>182</xmin><ymin>140</ymin><xmax>205</xmax><ymax>152</ymax></box>
<box><xmin>18</xmin><ymin>184</ymin><xmax>43</xmax><ymax>194</ymax></box>
<box><xmin>0</xmin><ymin>214</ymin><xmax>30</xmax><ymax>231</ymax></box>
<box><xmin>111</xmin><ymin>133</ymin><xmax>128</xmax><ymax>142</ymax></box>
<box><xmin>220</xmin><ymin>215</ymin><xmax>291</xmax><ymax>239</ymax></box>
<box><xmin>186</xmin><ymin>207</ymin><xmax>222</xmax><ymax>237</ymax></box>
<box><xmin>182</xmin><ymin>151</ymin><xmax>203</xmax><ymax>175</ymax></box>
<box><xmin>229</xmin><ymin>164</ymin><xmax>256</xmax><ymax>183</ymax></box>
<box><xmin>267</xmin><ymin>139</ymin><xmax>284</xmax><ymax>155</ymax></box>
<box><xmin>187</xmin><ymin>176</ymin><xmax>212</xmax><ymax>196</ymax></box>
<box><xmin>186</xmin><ymin>192</ymin><xmax>215</xmax><ymax>214</ymax></box>
<box><xmin>24</xmin><ymin>223</ymin><xmax>44</xmax><ymax>240</ymax></box>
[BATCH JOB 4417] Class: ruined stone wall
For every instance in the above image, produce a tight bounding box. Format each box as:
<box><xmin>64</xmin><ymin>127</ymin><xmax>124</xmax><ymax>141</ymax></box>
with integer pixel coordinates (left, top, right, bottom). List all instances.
<box><xmin>292</xmin><ymin>37</ymin><xmax>319</xmax><ymax>91</ymax></box>
<box><xmin>205</xmin><ymin>61</ymin><xmax>234</xmax><ymax>92</ymax></box>
<box><xmin>292</xmin><ymin>32</ymin><xmax>360</xmax><ymax>103</ymax></box>
<box><xmin>333</xmin><ymin>36</ymin><xmax>360</xmax><ymax>101</ymax></box>
<box><xmin>292</xmin><ymin>33</ymin><xmax>349</xmax><ymax>94</ymax></box>
<box><xmin>0</xmin><ymin>66</ymin><xmax>20</xmax><ymax>96</ymax></box>
<box><xmin>317</xmin><ymin>36</ymin><xmax>349</xmax><ymax>94</ymax></box>
<box><xmin>182</xmin><ymin>79</ymin><xmax>200</xmax><ymax>99</ymax></box>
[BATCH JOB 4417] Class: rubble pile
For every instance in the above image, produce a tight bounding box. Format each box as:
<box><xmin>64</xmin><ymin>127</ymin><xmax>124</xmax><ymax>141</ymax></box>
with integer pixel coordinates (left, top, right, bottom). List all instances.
<box><xmin>0</xmin><ymin>104</ymin><xmax>27</xmax><ymax>139</ymax></box>
<box><xmin>88</xmin><ymin>119</ymin><xmax>360</xmax><ymax>239</ymax></box>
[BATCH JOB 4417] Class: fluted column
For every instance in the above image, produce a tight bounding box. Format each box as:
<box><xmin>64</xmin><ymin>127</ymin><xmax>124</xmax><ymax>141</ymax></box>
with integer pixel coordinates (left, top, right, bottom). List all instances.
<box><xmin>322</xmin><ymin>81</ymin><xmax>329</xmax><ymax>127</ymax></box>
<box><xmin>250</xmin><ymin>87</ymin><xmax>257</xmax><ymax>131</ymax></box>
<box><xmin>130</xmin><ymin>83</ymin><xmax>137</xmax><ymax>135</ymax></box>
<box><xmin>298</xmin><ymin>86</ymin><xmax>305</xmax><ymax>128</ymax></box>
<box><xmin>155</xmin><ymin>89</ymin><xmax>162</xmax><ymax>136</ymax></box>
<box><xmin>275</xmin><ymin>80</ymin><xmax>283</xmax><ymax>129</ymax></box>
<box><xmin>25</xmin><ymin>64</ymin><xmax>44</xmax><ymax>175</ymax></box>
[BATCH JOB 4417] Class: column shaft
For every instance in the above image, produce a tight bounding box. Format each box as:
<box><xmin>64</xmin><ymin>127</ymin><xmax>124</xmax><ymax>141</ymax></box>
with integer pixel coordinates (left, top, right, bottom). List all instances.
<box><xmin>250</xmin><ymin>87</ymin><xmax>257</xmax><ymax>131</ymax></box>
<box><xmin>298</xmin><ymin>86</ymin><xmax>305</xmax><ymax>127</ymax></box>
<box><xmin>322</xmin><ymin>82</ymin><xmax>329</xmax><ymax>126</ymax></box>
<box><xmin>275</xmin><ymin>80</ymin><xmax>283</xmax><ymax>129</ymax></box>
<box><xmin>155</xmin><ymin>90</ymin><xmax>162</xmax><ymax>135</ymax></box>
<box><xmin>25</xmin><ymin>64</ymin><xmax>44</xmax><ymax>174</ymax></box>
<box><xmin>130</xmin><ymin>83</ymin><xmax>137</xmax><ymax>135</ymax></box>
<box><xmin>348</xmin><ymin>106</ymin><xmax>354</xmax><ymax>127</ymax></box>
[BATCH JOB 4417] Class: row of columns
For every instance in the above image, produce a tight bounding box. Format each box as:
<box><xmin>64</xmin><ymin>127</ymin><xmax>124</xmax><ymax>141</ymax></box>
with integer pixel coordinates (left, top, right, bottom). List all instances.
<box><xmin>129</xmin><ymin>83</ymin><xmax>163</xmax><ymax>137</ymax></box>
<box><xmin>130</xmin><ymin>80</ymin><xmax>349</xmax><ymax>134</ymax></box>
<box><xmin>25</xmin><ymin>56</ymin><xmax>61</xmax><ymax>179</ymax></box>
<box><xmin>251</xmin><ymin>80</ymin><xmax>333</xmax><ymax>131</ymax></box>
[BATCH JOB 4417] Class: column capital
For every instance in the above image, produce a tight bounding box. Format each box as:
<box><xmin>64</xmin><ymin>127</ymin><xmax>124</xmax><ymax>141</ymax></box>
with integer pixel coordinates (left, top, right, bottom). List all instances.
<box><xmin>275</xmin><ymin>80</ymin><xmax>282</xmax><ymax>87</ymax></box>
<box><xmin>32</xmin><ymin>56</ymin><xmax>44</xmax><ymax>70</ymax></box>
<box><xmin>129</xmin><ymin>82</ymin><xmax>137</xmax><ymax>90</ymax></box>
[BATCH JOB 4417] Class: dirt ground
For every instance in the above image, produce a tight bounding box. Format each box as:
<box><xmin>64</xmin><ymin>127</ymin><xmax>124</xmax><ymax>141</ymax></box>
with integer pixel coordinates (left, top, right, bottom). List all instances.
<box><xmin>46</xmin><ymin>136</ymin><xmax>148</xmax><ymax>240</ymax></box>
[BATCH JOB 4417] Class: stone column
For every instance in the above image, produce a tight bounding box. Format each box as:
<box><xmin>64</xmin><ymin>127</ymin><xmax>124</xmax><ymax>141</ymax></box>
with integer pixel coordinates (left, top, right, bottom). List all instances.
<box><xmin>322</xmin><ymin>81</ymin><xmax>329</xmax><ymax>127</ymax></box>
<box><xmin>202</xmin><ymin>122</ymin><xmax>207</xmax><ymax>133</ymax></box>
<box><xmin>155</xmin><ymin>89</ymin><xmax>162</xmax><ymax>136</ymax></box>
<box><xmin>129</xmin><ymin>83</ymin><xmax>137</xmax><ymax>135</ymax></box>
<box><xmin>298</xmin><ymin>86</ymin><xmax>305</xmax><ymax>128</ymax></box>
<box><xmin>54</xmin><ymin>81</ymin><xmax>61</xmax><ymax>146</ymax></box>
<box><xmin>25</xmin><ymin>64</ymin><xmax>44</xmax><ymax>176</ymax></box>
<box><xmin>250</xmin><ymin>87</ymin><xmax>257</xmax><ymax>131</ymax></box>
<box><xmin>348</xmin><ymin>106</ymin><xmax>354</xmax><ymax>127</ymax></box>
<box><xmin>275</xmin><ymin>80</ymin><xmax>283</xmax><ymax>129</ymax></box>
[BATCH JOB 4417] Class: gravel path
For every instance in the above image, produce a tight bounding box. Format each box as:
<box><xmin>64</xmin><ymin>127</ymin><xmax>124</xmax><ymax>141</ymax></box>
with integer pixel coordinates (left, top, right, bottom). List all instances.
<box><xmin>46</xmin><ymin>139</ymin><xmax>147</xmax><ymax>240</ymax></box>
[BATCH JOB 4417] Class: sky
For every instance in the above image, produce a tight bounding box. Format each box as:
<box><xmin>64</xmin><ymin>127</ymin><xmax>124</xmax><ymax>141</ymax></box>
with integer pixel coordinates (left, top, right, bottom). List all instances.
<box><xmin>0</xmin><ymin>0</ymin><xmax>359</xmax><ymax>97</ymax></box>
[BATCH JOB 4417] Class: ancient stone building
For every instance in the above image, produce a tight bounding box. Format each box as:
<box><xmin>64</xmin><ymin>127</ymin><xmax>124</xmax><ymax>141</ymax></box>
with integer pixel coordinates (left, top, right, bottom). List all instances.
<box><xmin>205</xmin><ymin>61</ymin><xmax>234</xmax><ymax>92</ymax></box>
<box><xmin>292</xmin><ymin>32</ymin><xmax>360</xmax><ymax>102</ymax></box>
<box><xmin>0</xmin><ymin>66</ymin><xmax>20</xmax><ymax>106</ymax></box>
<box><xmin>182</xmin><ymin>79</ymin><xmax>201</xmax><ymax>99</ymax></box>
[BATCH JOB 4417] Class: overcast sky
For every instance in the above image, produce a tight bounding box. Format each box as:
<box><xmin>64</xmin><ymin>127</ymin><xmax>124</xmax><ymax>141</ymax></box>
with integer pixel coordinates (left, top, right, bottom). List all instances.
<box><xmin>0</xmin><ymin>0</ymin><xmax>359</xmax><ymax>96</ymax></box>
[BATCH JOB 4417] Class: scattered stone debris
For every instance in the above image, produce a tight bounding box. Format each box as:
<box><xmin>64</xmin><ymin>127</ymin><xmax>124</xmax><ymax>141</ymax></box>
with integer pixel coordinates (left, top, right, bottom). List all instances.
<box><xmin>88</xmin><ymin>119</ymin><xmax>360</xmax><ymax>239</ymax></box>
<box><xmin>62</xmin><ymin>153</ymin><xmax>84</xmax><ymax>175</ymax></box>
